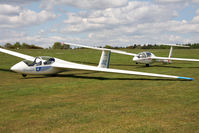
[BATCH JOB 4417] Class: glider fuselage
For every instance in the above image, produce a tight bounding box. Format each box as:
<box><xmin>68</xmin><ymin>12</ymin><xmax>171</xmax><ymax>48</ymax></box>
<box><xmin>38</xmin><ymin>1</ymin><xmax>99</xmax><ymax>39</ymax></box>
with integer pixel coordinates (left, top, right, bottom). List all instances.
<box><xmin>132</xmin><ymin>52</ymin><xmax>171</xmax><ymax>65</ymax></box>
<box><xmin>11</xmin><ymin>56</ymin><xmax>64</xmax><ymax>75</ymax></box>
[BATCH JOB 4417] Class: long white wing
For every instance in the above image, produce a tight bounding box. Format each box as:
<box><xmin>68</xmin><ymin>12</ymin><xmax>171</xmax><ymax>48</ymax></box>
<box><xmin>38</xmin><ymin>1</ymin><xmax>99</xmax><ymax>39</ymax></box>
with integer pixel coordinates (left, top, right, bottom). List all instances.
<box><xmin>0</xmin><ymin>48</ymin><xmax>35</xmax><ymax>61</ymax></box>
<box><xmin>152</xmin><ymin>56</ymin><xmax>199</xmax><ymax>62</ymax></box>
<box><xmin>65</xmin><ymin>43</ymin><xmax>137</xmax><ymax>56</ymax></box>
<box><xmin>52</xmin><ymin>60</ymin><xmax>193</xmax><ymax>80</ymax></box>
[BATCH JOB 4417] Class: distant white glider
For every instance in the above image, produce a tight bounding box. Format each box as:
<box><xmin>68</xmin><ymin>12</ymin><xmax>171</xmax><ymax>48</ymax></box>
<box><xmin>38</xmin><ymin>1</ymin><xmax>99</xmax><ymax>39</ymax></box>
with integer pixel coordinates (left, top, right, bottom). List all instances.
<box><xmin>0</xmin><ymin>47</ymin><xmax>193</xmax><ymax>80</ymax></box>
<box><xmin>66</xmin><ymin>43</ymin><xmax>199</xmax><ymax>67</ymax></box>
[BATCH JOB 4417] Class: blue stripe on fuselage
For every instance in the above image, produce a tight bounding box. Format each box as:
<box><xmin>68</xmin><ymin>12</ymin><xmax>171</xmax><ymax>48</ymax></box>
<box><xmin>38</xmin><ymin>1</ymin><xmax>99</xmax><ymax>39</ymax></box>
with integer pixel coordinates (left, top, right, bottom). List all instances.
<box><xmin>36</xmin><ymin>66</ymin><xmax>51</xmax><ymax>72</ymax></box>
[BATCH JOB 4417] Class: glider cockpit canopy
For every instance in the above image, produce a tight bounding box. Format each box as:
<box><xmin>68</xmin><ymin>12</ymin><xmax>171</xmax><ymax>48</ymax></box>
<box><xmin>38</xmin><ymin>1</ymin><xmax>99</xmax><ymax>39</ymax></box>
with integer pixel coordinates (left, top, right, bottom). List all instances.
<box><xmin>137</xmin><ymin>52</ymin><xmax>152</xmax><ymax>58</ymax></box>
<box><xmin>23</xmin><ymin>56</ymin><xmax>55</xmax><ymax>66</ymax></box>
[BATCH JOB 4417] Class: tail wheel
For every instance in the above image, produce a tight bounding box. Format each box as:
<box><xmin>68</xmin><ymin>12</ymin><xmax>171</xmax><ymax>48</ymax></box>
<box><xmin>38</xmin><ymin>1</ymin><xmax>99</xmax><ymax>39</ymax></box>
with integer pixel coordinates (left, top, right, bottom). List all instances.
<box><xmin>22</xmin><ymin>74</ymin><xmax>27</xmax><ymax>78</ymax></box>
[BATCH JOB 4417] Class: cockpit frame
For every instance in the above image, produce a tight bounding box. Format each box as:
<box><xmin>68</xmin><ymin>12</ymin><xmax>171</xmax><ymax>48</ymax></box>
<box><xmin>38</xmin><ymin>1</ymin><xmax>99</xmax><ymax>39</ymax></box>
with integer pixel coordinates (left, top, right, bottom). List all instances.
<box><xmin>23</xmin><ymin>56</ymin><xmax>55</xmax><ymax>67</ymax></box>
<box><xmin>137</xmin><ymin>52</ymin><xmax>152</xmax><ymax>58</ymax></box>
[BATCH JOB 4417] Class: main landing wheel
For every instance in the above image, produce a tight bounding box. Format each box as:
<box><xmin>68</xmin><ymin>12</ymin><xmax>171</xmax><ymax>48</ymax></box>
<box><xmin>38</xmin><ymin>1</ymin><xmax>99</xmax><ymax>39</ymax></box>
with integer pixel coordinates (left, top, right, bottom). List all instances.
<box><xmin>145</xmin><ymin>64</ymin><xmax>150</xmax><ymax>67</ymax></box>
<box><xmin>22</xmin><ymin>74</ymin><xmax>27</xmax><ymax>78</ymax></box>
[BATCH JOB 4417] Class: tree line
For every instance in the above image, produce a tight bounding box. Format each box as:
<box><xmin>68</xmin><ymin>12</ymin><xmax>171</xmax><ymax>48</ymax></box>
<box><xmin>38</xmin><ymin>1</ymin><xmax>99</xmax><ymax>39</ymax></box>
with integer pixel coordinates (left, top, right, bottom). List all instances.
<box><xmin>1</xmin><ymin>42</ymin><xmax>199</xmax><ymax>49</ymax></box>
<box><xmin>0</xmin><ymin>42</ymin><xmax>71</xmax><ymax>49</ymax></box>
<box><xmin>105</xmin><ymin>43</ymin><xmax>199</xmax><ymax>49</ymax></box>
<box><xmin>1</xmin><ymin>42</ymin><xmax>43</xmax><ymax>49</ymax></box>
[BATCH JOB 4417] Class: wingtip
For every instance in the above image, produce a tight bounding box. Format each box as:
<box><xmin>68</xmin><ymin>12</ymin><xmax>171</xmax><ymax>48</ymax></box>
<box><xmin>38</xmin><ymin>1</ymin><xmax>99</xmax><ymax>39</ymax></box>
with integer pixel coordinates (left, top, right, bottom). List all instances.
<box><xmin>178</xmin><ymin>77</ymin><xmax>194</xmax><ymax>81</ymax></box>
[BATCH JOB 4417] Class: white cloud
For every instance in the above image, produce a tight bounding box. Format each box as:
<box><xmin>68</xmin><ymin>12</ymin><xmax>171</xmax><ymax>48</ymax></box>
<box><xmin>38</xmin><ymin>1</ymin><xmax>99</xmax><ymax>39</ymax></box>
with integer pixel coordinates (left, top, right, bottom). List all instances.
<box><xmin>0</xmin><ymin>4</ymin><xmax>56</xmax><ymax>28</ymax></box>
<box><xmin>192</xmin><ymin>0</ymin><xmax>199</xmax><ymax>4</ymax></box>
<box><xmin>41</xmin><ymin>0</ymin><xmax>128</xmax><ymax>10</ymax></box>
<box><xmin>196</xmin><ymin>9</ymin><xmax>199</xmax><ymax>15</ymax></box>
<box><xmin>154</xmin><ymin>0</ymin><xmax>199</xmax><ymax>5</ymax></box>
<box><xmin>154</xmin><ymin>0</ymin><xmax>187</xmax><ymax>3</ymax></box>
<box><xmin>0</xmin><ymin>0</ymin><xmax>40</xmax><ymax>5</ymax></box>
<box><xmin>0</xmin><ymin>30</ymin><xmax>25</xmax><ymax>40</ymax></box>
<box><xmin>191</xmin><ymin>9</ymin><xmax>199</xmax><ymax>23</ymax></box>
<box><xmin>61</xmin><ymin>1</ymin><xmax>178</xmax><ymax>34</ymax></box>
<box><xmin>153</xmin><ymin>0</ymin><xmax>190</xmax><ymax>6</ymax></box>
<box><xmin>58</xmin><ymin>1</ymin><xmax>199</xmax><ymax>45</ymax></box>
<box><xmin>0</xmin><ymin>33</ymin><xmax>92</xmax><ymax>48</ymax></box>
<box><xmin>192</xmin><ymin>16</ymin><xmax>199</xmax><ymax>22</ymax></box>
<box><xmin>1</xmin><ymin>1</ymin><xmax>199</xmax><ymax>47</ymax></box>
<box><xmin>0</xmin><ymin>4</ymin><xmax>20</xmax><ymax>15</ymax></box>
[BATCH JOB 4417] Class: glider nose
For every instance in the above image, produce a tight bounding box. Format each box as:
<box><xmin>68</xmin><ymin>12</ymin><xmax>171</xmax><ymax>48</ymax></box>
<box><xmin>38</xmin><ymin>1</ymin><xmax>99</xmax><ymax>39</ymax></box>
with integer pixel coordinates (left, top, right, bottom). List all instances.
<box><xmin>10</xmin><ymin>61</ymin><xmax>25</xmax><ymax>73</ymax></box>
<box><xmin>11</xmin><ymin>64</ymin><xmax>20</xmax><ymax>72</ymax></box>
<box><xmin>11</xmin><ymin>65</ymin><xmax>17</xmax><ymax>71</ymax></box>
<box><xmin>133</xmin><ymin>56</ymin><xmax>138</xmax><ymax>61</ymax></box>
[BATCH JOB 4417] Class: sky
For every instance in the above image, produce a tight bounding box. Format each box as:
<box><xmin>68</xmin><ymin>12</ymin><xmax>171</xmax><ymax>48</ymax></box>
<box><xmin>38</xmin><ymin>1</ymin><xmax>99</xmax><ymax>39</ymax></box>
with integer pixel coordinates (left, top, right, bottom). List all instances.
<box><xmin>0</xmin><ymin>0</ymin><xmax>199</xmax><ymax>48</ymax></box>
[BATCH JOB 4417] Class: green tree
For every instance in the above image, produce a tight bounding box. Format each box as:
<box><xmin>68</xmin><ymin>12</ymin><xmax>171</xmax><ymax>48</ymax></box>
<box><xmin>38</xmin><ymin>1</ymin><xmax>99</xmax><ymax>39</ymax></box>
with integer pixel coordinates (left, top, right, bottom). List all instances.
<box><xmin>22</xmin><ymin>43</ymin><xmax>30</xmax><ymax>49</ymax></box>
<box><xmin>4</xmin><ymin>43</ymin><xmax>14</xmax><ymax>49</ymax></box>
<box><xmin>190</xmin><ymin>43</ymin><xmax>199</xmax><ymax>49</ymax></box>
<box><xmin>52</xmin><ymin>42</ymin><xmax>62</xmax><ymax>49</ymax></box>
<box><xmin>104</xmin><ymin>45</ymin><xmax>113</xmax><ymax>49</ymax></box>
<box><xmin>126</xmin><ymin>45</ymin><xmax>134</xmax><ymax>49</ymax></box>
<box><xmin>13</xmin><ymin>42</ymin><xmax>21</xmax><ymax>49</ymax></box>
<box><xmin>29</xmin><ymin>44</ymin><xmax>43</xmax><ymax>49</ymax></box>
<box><xmin>63</xmin><ymin>44</ymin><xmax>70</xmax><ymax>49</ymax></box>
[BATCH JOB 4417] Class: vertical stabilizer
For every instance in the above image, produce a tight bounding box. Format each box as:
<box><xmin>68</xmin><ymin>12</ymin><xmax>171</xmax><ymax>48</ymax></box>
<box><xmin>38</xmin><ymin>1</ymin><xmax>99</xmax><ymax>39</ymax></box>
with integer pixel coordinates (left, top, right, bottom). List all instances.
<box><xmin>168</xmin><ymin>46</ymin><xmax>173</xmax><ymax>63</ymax></box>
<box><xmin>98</xmin><ymin>50</ymin><xmax>111</xmax><ymax>68</ymax></box>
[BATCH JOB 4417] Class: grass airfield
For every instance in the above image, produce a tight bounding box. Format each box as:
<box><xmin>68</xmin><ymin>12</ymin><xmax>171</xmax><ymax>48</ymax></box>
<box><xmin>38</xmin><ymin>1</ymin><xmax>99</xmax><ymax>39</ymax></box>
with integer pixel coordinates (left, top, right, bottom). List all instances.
<box><xmin>0</xmin><ymin>49</ymin><xmax>199</xmax><ymax>133</ymax></box>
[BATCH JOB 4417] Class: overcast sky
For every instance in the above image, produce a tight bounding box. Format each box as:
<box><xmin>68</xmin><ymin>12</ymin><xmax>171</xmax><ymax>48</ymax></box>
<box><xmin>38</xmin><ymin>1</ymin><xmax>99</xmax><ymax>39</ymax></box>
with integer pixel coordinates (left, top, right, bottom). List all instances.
<box><xmin>0</xmin><ymin>0</ymin><xmax>199</xmax><ymax>47</ymax></box>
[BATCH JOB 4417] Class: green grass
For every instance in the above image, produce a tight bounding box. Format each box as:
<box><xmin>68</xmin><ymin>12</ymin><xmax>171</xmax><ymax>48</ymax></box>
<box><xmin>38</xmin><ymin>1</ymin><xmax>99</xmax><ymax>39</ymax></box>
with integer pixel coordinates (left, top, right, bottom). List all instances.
<box><xmin>0</xmin><ymin>49</ymin><xmax>199</xmax><ymax>133</ymax></box>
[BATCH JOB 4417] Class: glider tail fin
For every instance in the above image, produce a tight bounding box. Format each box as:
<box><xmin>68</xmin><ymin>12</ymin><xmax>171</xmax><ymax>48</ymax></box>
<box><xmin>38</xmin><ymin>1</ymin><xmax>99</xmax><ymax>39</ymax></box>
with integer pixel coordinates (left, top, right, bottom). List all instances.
<box><xmin>98</xmin><ymin>50</ymin><xmax>111</xmax><ymax>68</ymax></box>
<box><xmin>168</xmin><ymin>46</ymin><xmax>173</xmax><ymax>63</ymax></box>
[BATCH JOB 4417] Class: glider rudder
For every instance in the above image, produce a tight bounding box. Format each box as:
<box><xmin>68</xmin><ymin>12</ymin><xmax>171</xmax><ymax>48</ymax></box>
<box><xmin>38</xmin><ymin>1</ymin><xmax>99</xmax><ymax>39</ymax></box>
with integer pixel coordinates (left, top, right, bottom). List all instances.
<box><xmin>98</xmin><ymin>50</ymin><xmax>111</xmax><ymax>68</ymax></box>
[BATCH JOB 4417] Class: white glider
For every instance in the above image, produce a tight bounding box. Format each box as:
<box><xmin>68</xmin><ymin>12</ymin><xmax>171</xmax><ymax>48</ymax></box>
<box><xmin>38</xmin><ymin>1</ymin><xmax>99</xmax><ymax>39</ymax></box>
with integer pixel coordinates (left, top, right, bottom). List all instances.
<box><xmin>66</xmin><ymin>43</ymin><xmax>199</xmax><ymax>67</ymax></box>
<box><xmin>0</xmin><ymin>47</ymin><xmax>193</xmax><ymax>80</ymax></box>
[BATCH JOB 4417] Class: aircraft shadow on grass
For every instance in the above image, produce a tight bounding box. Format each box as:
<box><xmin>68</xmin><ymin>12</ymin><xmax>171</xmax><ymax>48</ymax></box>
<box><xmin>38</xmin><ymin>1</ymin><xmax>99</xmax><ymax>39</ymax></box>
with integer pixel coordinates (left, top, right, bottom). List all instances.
<box><xmin>54</xmin><ymin>74</ymin><xmax>191</xmax><ymax>81</ymax></box>
<box><xmin>0</xmin><ymin>68</ymin><xmax>194</xmax><ymax>81</ymax></box>
<box><xmin>0</xmin><ymin>68</ymin><xmax>12</xmax><ymax>72</ymax></box>
<box><xmin>37</xmin><ymin>71</ymin><xmax>188</xmax><ymax>81</ymax></box>
<box><xmin>73</xmin><ymin>61</ymin><xmax>137</xmax><ymax>67</ymax></box>
<box><xmin>151</xmin><ymin>65</ymin><xmax>199</xmax><ymax>69</ymax></box>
